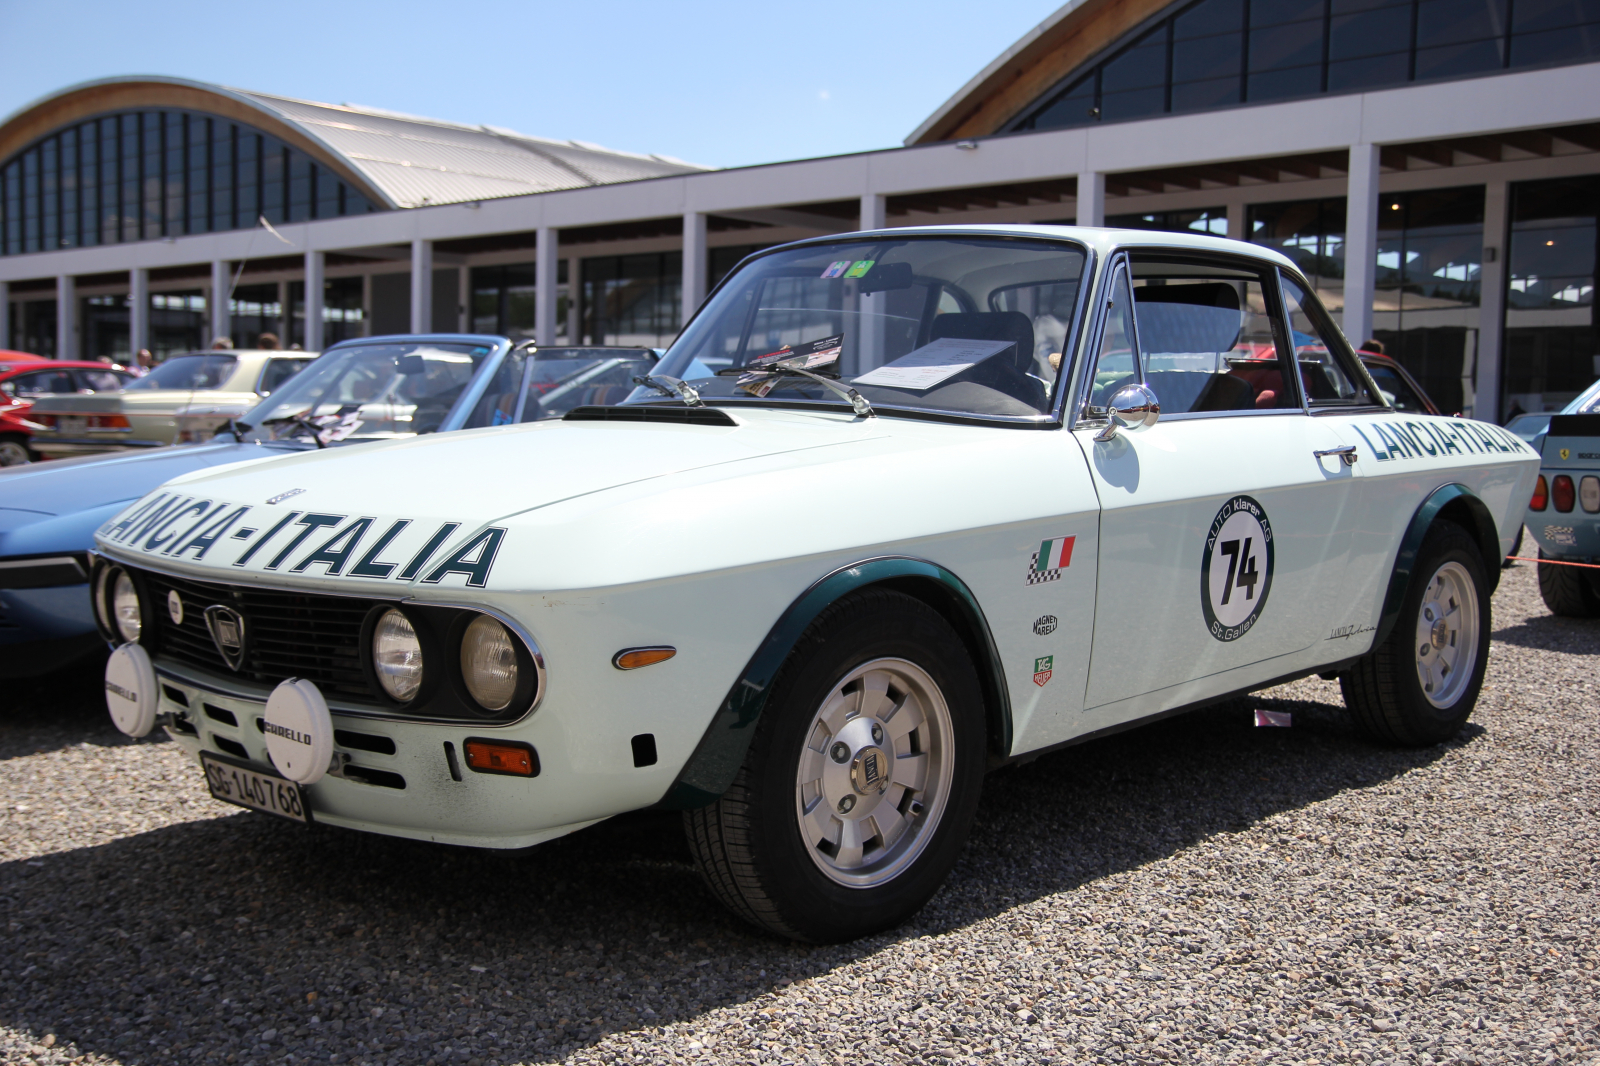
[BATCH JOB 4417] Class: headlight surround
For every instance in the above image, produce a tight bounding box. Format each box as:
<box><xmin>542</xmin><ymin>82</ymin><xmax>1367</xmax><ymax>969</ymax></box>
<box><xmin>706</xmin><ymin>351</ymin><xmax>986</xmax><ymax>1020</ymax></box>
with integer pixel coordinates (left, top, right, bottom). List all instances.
<box><xmin>459</xmin><ymin>614</ymin><xmax>519</xmax><ymax>711</ymax></box>
<box><xmin>372</xmin><ymin>608</ymin><xmax>425</xmax><ymax>702</ymax></box>
<box><xmin>111</xmin><ymin>570</ymin><xmax>142</xmax><ymax>643</ymax></box>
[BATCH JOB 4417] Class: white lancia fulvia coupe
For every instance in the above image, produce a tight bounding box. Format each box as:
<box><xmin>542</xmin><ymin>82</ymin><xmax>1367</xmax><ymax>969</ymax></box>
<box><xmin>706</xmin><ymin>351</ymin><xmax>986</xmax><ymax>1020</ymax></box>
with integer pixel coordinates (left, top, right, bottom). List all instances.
<box><xmin>93</xmin><ymin>226</ymin><xmax>1538</xmax><ymax>942</ymax></box>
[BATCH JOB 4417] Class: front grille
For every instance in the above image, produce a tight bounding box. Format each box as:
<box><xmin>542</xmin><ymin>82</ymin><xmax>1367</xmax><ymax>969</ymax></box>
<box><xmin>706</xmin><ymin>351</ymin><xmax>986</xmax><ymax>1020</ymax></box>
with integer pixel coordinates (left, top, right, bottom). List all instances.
<box><xmin>138</xmin><ymin>568</ymin><xmax>383</xmax><ymax>704</ymax></box>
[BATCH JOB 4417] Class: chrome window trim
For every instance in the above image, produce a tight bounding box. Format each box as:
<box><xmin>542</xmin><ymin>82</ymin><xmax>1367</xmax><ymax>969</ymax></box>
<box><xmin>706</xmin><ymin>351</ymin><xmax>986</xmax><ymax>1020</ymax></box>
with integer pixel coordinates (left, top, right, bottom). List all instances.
<box><xmin>1071</xmin><ymin>251</ymin><xmax>1138</xmax><ymax>430</ymax></box>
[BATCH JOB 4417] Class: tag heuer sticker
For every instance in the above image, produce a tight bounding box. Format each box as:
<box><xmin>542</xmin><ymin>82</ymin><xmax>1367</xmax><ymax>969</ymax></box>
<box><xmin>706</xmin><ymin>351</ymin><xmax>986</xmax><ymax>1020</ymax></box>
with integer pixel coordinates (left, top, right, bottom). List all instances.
<box><xmin>1033</xmin><ymin>655</ymin><xmax>1053</xmax><ymax>687</ymax></box>
<box><xmin>1027</xmin><ymin>535</ymin><xmax>1075</xmax><ymax>585</ymax></box>
<box><xmin>1201</xmin><ymin>495</ymin><xmax>1274</xmax><ymax>642</ymax></box>
<box><xmin>1033</xmin><ymin>615</ymin><xmax>1057</xmax><ymax>636</ymax></box>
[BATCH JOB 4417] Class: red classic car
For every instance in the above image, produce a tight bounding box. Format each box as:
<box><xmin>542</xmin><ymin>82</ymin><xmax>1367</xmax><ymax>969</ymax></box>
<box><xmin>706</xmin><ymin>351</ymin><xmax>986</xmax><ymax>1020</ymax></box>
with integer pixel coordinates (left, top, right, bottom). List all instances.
<box><xmin>0</xmin><ymin>359</ymin><xmax>136</xmax><ymax>465</ymax></box>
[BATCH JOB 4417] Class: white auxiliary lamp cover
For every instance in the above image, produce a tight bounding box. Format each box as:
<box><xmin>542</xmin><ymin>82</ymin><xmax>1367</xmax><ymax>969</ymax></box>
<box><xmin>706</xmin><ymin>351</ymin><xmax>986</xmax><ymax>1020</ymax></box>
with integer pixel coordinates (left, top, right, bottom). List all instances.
<box><xmin>263</xmin><ymin>678</ymin><xmax>334</xmax><ymax>785</ymax></box>
<box><xmin>105</xmin><ymin>642</ymin><xmax>158</xmax><ymax>737</ymax></box>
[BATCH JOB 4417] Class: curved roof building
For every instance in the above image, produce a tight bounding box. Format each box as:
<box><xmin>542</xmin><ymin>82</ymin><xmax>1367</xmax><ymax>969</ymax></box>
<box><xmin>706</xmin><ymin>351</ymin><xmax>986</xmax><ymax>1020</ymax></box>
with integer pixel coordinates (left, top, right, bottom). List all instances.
<box><xmin>2</xmin><ymin>5</ymin><xmax>1598</xmax><ymax>422</ymax></box>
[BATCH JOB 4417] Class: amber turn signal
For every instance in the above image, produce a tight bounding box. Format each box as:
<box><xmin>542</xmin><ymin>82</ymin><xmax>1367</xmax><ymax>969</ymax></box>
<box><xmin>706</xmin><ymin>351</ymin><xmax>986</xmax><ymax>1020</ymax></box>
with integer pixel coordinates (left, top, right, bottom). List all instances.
<box><xmin>612</xmin><ymin>646</ymin><xmax>677</xmax><ymax>670</ymax></box>
<box><xmin>463</xmin><ymin>738</ymin><xmax>539</xmax><ymax>777</ymax></box>
<box><xmin>1530</xmin><ymin>474</ymin><xmax>1548</xmax><ymax>511</ymax></box>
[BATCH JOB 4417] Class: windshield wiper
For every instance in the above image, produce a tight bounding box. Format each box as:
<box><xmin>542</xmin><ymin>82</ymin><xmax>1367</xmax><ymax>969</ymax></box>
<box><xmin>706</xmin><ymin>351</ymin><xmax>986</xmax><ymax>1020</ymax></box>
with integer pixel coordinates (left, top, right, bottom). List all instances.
<box><xmin>717</xmin><ymin>364</ymin><xmax>874</xmax><ymax>418</ymax></box>
<box><xmin>260</xmin><ymin>414</ymin><xmax>328</xmax><ymax>449</ymax></box>
<box><xmin>631</xmin><ymin>374</ymin><xmax>704</xmax><ymax>407</ymax></box>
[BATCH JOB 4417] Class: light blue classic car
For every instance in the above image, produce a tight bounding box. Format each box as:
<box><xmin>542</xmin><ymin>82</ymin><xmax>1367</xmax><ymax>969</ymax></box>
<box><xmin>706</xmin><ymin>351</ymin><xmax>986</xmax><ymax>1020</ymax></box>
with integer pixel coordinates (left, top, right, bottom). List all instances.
<box><xmin>1523</xmin><ymin>377</ymin><xmax>1600</xmax><ymax>614</ymax></box>
<box><xmin>0</xmin><ymin>335</ymin><xmax>658</xmax><ymax>677</ymax></box>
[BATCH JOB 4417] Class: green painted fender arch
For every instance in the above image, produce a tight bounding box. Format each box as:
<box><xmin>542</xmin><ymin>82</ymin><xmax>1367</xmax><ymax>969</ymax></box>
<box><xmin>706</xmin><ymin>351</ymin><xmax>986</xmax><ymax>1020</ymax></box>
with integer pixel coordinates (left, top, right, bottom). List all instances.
<box><xmin>1373</xmin><ymin>483</ymin><xmax>1502</xmax><ymax>647</ymax></box>
<box><xmin>657</xmin><ymin>556</ymin><xmax>1013</xmax><ymax>810</ymax></box>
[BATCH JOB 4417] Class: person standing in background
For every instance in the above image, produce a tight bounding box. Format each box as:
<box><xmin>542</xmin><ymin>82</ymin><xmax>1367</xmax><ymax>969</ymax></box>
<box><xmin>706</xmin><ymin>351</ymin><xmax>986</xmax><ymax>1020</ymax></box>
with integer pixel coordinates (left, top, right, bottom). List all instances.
<box><xmin>210</xmin><ymin>337</ymin><xmax>234</xmax><ymax>349</ymax></box>
<box><xmin>257</xmin><ymin>333</ymin><xmax>280</xmax><ymax>351</ymax></box>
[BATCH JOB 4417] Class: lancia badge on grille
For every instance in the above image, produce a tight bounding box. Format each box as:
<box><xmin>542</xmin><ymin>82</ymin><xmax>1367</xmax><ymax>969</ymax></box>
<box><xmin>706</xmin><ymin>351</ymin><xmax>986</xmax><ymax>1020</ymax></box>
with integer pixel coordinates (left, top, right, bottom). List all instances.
<box><xmin>204</xmin><ymin>605</ymin><xmax>248</xmax><ymax>671</ymax></box>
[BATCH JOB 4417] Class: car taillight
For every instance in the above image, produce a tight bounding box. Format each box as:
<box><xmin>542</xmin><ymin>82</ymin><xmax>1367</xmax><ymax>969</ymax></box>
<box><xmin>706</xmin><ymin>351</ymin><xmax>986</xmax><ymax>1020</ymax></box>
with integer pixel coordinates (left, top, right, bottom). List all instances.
<box><xmin>1530</xmin><ymin>475</ymin><xmax>1548</xmax><ymax>511</ymax></box>
<box><xmin>32</xmin><ymin>414</ymin><xmax>55</xmax><ymax>427</ymax></box>
<box><xmin>1552</xmin><ymin>474</ymin><xmax>1575</xmax><ymax>512</ymax></box>
<box><xmin>93</xmin><ymin>415</ymin><xmax>130</xmax><ymax>428</ymax></box>
<box><xmin>1582</xmin><ymin>476</ymin><xmax>1600</xmax><ymax>514</ymax></box>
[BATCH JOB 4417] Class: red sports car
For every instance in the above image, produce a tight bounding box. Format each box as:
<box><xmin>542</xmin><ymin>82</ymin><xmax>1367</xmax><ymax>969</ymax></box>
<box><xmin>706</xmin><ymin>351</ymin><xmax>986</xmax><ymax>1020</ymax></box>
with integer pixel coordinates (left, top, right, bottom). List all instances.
<box><xmin>0</xmin><ymin>358</ymin><xmax>136</xmax><ymax>465</ymax></box>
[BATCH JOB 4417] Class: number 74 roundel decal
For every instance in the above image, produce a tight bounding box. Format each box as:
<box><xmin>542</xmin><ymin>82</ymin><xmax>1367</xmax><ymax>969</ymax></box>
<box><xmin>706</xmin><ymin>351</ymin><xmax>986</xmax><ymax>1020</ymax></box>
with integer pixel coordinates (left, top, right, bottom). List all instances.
<box><xmin>1201</xmin><ymin>494</ymin><xmax>1275</xmax><ymax>642</ymax></box>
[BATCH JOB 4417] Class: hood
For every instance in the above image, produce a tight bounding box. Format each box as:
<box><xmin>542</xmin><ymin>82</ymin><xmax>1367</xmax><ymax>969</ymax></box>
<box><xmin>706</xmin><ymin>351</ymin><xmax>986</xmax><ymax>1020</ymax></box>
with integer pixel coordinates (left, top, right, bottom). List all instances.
<box><xmin>0</xmin><ymin>442</ymin><xmax>302</xmax><ymax>559</ymax></box>
<box><xmin>94</xmin><ymin>411</ymin><xmax>899</xmax><ymax>588</ymax></box>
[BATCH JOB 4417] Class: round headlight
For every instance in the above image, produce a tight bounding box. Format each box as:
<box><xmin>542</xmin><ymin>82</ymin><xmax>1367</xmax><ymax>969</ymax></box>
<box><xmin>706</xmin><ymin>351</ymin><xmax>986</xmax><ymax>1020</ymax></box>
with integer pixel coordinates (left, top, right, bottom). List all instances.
<box><xmin>111</xmin><ymin>571</ymin><xmax>142</xmax><ymax>643</ymax></box>
<box><xmin>460</xmin><ymin>615</ymin><xmax>518</xmax><ymax>711</ymax></box>
<box><xmin>372</xmin><ymin>608</ymin><xmax>424</xmax><ymax>702</ymax></box>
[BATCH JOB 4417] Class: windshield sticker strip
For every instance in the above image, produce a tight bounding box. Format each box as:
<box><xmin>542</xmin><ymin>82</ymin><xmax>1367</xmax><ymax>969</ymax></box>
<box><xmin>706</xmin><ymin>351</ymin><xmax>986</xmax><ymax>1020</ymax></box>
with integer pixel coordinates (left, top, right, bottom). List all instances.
<box><xmin>232</xmin><ymin>511</ymin><xmax>302</xmax><ymax>566</ymax></box>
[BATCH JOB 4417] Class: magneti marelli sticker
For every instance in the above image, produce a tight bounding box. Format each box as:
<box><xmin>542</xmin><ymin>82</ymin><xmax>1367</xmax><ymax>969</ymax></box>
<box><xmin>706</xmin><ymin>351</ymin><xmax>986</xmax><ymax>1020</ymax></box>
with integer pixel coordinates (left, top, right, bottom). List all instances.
<box><xmin>1201</xmin><ymin>494</ymin><xmax>1274</xmax><ymax>642</ymax></box>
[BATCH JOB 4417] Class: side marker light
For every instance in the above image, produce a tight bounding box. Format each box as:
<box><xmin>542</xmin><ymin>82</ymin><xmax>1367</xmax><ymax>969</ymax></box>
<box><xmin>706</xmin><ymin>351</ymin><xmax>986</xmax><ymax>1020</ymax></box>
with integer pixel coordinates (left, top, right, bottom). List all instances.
<box><xmin>463</xmin><ymin>738</ymin><xmax>539</xmax><ymax>777</ymax></box>
<box><xmin>613</xmin><ymin>646</ymin><xmax>676</xmax><ymax>670</ymax></box>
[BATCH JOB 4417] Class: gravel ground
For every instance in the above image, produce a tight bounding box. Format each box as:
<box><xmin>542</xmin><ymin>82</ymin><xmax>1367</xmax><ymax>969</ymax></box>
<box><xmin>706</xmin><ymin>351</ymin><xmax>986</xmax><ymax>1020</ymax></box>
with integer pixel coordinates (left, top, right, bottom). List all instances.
<box><xmin>2</xmin><ymin>560</ymin><xmax>1596</xmax><ymax>1066</ymax></box>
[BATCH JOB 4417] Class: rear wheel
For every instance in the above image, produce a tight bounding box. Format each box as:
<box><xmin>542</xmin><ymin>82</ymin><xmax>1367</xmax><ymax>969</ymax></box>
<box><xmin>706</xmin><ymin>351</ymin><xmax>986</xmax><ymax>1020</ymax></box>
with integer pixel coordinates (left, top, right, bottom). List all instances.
<box><xmin>0</xmin><ymin>435</ymin><xmax>31</xmax><ymax>466</ymax></box>
<box><xmin>683</xmin><ymin>589</ymin><xmax>985</xmax><ymax>942</ymax></box>
<box><xmin>1341</xmin><ymin>521</ymin><xmax>1491</xmax><ymax>746</ymax></box>
<box><xmin>1537</xmin><ymin>549</ymin><xmax>1600</xmax><ymax>617</ymax></box>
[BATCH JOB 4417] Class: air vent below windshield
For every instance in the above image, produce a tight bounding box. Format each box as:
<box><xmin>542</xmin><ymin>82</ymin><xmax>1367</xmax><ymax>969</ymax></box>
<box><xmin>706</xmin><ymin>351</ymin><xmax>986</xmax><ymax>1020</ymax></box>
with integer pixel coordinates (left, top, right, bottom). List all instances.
<box><xmin>563</xmin><ymin>405</ymin><xmax>738</xmax><ymax>427</ymax></box>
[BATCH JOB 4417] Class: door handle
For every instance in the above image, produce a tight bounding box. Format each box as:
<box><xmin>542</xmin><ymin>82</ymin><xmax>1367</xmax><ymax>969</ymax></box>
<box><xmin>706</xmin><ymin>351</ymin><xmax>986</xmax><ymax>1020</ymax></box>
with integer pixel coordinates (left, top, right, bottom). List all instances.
<box><xmin>1314</xmin><ymin>445</ymin><xmax>1358</xmax><ymax>466</ymax></box>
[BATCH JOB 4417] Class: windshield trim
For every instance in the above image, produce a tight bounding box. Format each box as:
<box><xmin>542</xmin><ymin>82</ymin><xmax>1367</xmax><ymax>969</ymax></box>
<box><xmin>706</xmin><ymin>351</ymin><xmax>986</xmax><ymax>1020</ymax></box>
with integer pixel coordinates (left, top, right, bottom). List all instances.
<box><xmin>658</xmin><ymin>232</ymin><xmax>1096</xmax><ymax>429</ymax></box>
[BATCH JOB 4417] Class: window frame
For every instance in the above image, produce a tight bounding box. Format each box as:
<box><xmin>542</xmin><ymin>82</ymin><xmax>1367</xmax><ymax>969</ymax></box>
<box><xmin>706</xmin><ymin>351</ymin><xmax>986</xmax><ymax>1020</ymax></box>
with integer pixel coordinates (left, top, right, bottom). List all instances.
<box><xmin>1276</xmin><ymin>266</ymin><xmax>1391</xmax><ymax>414</ymax></box>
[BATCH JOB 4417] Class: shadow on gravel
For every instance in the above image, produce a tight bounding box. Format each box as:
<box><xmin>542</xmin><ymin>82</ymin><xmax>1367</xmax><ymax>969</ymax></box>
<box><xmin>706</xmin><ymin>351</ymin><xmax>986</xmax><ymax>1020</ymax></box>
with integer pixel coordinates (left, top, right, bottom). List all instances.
<box><xmin>1491</xmin><ymin>612</ymin><xmax>1600</xmax><ymax>655</ymax></box>
<box><xmin>0</xmin><ymin>653</ymin><xmax>147</xmax><ymax>762</ymax></box>
<box><xmin>0</xmin><ymin>687</ymin><xmax>1475</xmax><ymax>1066</ymax></box>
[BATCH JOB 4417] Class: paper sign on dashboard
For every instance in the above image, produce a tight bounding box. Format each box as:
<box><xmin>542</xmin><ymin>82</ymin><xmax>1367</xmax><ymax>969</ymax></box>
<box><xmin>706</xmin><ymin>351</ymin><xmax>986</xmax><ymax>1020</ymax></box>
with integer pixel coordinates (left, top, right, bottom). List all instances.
<box><xmin>852</xmin><ymin>337</ymin><xmax>1016</xmax><ymax>390</ymax></box>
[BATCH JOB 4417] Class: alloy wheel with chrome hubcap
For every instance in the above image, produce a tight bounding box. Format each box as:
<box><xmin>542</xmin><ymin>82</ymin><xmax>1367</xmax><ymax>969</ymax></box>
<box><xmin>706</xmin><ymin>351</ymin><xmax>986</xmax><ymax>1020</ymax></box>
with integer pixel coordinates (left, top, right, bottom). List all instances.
<box><xmin>1342</xmin><ymin>520</ymin><xmax>1492</xmax><ymax>746</ymax></box>
<box><xmin>684</xmin><ymin>588</ymin><xmax>985</xmax><ymax>943</ymax></box>
<box><xmin>796</xmin><ymin>658</ymin><xmax>954</xmax><ymax>888</ymax></box>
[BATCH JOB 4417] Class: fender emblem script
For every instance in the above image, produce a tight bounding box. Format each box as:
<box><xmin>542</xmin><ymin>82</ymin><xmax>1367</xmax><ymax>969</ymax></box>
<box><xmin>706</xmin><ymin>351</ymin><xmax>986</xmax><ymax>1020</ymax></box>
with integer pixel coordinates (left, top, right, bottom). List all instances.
<box><xmin>204</xmin><ymin>605</ymin><xmax>248</xmax><ymax>671</ymax></box>
<box><xmin>266</xmin><ymin>488</ymin><xmax>306</xmax><ymax>505</ymax></box>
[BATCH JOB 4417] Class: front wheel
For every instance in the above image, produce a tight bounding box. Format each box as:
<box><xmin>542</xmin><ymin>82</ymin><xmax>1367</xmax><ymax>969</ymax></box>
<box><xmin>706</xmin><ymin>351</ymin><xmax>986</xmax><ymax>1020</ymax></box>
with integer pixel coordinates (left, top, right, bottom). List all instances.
<box><xmin>1341</xmin><ymin>521</ymin><xmax>1491</xmax><ymax>746</ymax></box>
<box><xmin>683</xmin><ymin>589</ymin><xmax>985</xmax><ymax>942</ymax></box>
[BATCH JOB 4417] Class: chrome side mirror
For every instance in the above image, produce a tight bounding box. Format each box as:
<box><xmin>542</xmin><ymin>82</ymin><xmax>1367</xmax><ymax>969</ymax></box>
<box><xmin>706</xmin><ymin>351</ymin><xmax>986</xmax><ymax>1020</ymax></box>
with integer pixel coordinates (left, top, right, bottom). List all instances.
<box><xmin>1093</xmin><ymin>383</ymin><xmax>1160</xmax><ymax>442</ymax></box>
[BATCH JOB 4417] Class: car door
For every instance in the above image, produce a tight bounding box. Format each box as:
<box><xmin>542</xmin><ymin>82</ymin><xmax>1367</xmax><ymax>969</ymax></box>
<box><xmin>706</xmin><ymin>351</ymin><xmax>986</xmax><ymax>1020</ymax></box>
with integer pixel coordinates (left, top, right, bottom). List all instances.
<box><xmin>1074</xmin><ymin>251</ymin><xmax>1362</xmax><ymax>729</ymax></box>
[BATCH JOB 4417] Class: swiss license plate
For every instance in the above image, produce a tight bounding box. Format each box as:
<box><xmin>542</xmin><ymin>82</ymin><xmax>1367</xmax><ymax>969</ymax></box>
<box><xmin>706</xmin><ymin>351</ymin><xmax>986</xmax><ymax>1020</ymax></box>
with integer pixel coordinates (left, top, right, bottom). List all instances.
<box><xmin>57</xmin><ymin>416</ymin><xmax>87</xmax><ymax>434</ymax></box>
<box><xmin>200</xmin><ymin>751</ymin><xmax>312</xmax><ymax>824</ymax></box>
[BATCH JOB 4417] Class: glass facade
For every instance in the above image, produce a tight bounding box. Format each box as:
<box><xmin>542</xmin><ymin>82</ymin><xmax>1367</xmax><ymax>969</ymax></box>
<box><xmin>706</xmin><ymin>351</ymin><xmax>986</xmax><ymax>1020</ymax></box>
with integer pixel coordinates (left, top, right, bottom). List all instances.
<box><xmin>471</xmin><ymin>262</ymin><xmax>569</xmax><ymax>343</ymax></box>
<box><xmin>230</xmin><ymin>282</ymin><xmax>283</xmax><ymax>349</ymax></box>
<box><xmin>581</xmin><ymin>252</ymin><xmax>682</xmax><ymax>347</ymax></box>
<box><xmin>1106</xmin><ymin>207</ymin><xmax>1228</xmax><ymax>236</ymax></box>
<box><xmin>1371</xmin><ymin>187</ymin><xmax>1485</xmax><ymax>417</ymax></box>
<box><xmin>1503</xmin><ymin>174</ymin><xmax>1599</xmax><ymax>418</ymax></box>
<box><xmin>1249</xmin><ymin>197</ymin><xmax>1347</xmax><ymax>313</ymax></box>
<box><xmin>289</xmin><ymin>277</ymin><xmax>364</xmax><ymax>349</ymax></box>
<box><xmin>1012</xmin><ymin>0</ymin><xmax>1600</xmax><ymax>134</ymax></box>
<box><xmin>0</xmin><ymin>109</ymin><xmax>378</xmax><ymax>256</ymax></box>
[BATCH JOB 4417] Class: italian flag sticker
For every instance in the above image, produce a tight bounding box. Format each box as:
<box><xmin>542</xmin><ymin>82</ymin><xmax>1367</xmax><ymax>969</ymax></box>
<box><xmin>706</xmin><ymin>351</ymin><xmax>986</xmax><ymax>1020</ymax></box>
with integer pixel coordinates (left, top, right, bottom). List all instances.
<box><xmin>1036</xmin><ymin>536</ymin><xmax>1075</xmax><ymax>571</ymax></box>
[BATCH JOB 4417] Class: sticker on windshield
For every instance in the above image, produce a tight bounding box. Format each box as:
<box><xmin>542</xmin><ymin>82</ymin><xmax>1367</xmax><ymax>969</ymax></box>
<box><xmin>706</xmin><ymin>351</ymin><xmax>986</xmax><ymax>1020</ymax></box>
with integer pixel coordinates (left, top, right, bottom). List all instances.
<box><xmin>854</xmin><ymin>337</ymin><xmax>1016</xmax><ymax>391</ymax></box>
<box><xmin>1201</xmin><ymin>495</ymin><xmax>1274</xmax><ymax>642</ymax></box>
<box><xmin>821</xmin><ymin>261</ymin><xmax>852</xmax><ymax>279</ymax></box>
<box><xmin>844</xmin><ymin>260</ymin><xmax>875</xmax><ymax>279</ymax></box>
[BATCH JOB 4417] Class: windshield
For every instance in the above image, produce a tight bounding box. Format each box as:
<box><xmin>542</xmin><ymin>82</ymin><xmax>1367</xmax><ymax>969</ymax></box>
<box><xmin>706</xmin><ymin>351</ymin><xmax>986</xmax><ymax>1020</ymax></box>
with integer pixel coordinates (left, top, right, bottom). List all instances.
<box><xmin>646</xmin><ymin>236</ymin><xmax>1088</xmax><ymax>420</ymax></box>
<box><xmin>1563</xmin><ymin>378</ymin><xmax>1600</xmax><ymax>414</ymax></box>
<box><xmin>458</xmin><ymin>346</ymin><xmax>659</xmax><ymax>427</ymax></box>
<box><xmin>240</xmin><ymin>341</ymin><xmax>492</xmax><ymax>443</ymax></box>
<box><xmin>126</xmin><ymin>354</ymin><xmax>237</xmax><ymax>391</ymax></box>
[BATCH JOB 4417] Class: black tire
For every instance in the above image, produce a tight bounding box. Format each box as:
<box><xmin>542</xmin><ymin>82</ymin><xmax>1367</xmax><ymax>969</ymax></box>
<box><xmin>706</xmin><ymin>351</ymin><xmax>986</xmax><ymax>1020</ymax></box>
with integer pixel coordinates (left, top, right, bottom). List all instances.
<box><xmin>1503</xmin><ymin>525</ymin><xmax>1523</xmax><ymax>569</ymax></box>
<box><xmin>0</xmin><ymin>434</ymin><xmax>31</xmax><ymax>467</ymax></box>
<box><xmin>1537</xmin><ymin>549</ymin><xmax>1600</xmax><ymax>617</ymax></box>
<box><xmin>1341</xmin><ymin>520</ymin><xmax>1491</xmax><ymax>746</ymax></box>
<box><xmin>683</xmin><ymin>588</ymin><xmax>985</xmax><ymax>942</ymax></box>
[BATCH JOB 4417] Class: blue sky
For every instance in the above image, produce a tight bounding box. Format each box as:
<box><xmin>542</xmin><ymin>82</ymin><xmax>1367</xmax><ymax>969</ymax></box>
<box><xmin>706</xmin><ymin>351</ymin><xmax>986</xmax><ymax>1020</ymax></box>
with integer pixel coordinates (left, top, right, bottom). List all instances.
<box><xmin>0</xmin><ymin>1</ymin><xmax>1058</xmax><ymax>169</ymax></box>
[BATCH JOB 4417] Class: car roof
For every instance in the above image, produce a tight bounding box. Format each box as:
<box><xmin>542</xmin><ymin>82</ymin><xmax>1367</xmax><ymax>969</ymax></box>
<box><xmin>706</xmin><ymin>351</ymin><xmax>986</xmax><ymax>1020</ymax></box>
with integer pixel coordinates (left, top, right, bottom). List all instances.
<box><xmin>777</xmin><ymin>223</ymin><xmax>1300</xmax><ymax>273</ymax></box>
<box><xmin>0</xmin><ymin>360</ymin><xmax>139</xmax><ymax>377</ymax></box>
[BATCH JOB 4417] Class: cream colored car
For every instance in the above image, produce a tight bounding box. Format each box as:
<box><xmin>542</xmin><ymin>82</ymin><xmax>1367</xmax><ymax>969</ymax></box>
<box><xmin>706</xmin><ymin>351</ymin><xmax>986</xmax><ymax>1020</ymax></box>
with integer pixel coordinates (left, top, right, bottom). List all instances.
<box><xmin>29</xmin><ymin>349</ymin><xmax>313</xmax><ymax>458</ymax></box>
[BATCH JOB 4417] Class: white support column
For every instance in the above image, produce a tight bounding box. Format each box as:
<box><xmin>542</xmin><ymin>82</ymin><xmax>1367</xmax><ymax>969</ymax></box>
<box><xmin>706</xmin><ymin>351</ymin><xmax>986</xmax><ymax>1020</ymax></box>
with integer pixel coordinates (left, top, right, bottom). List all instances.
<box><xmin>859</xmin><ymin>193</ymin><xmax>886</xmax><ymax>231</ymax></box>
<box><xmin>210</xmin><ymin>259</ymin><xmax>231</xmax><ymax>345</ymax></box>
<box><xmin>410</xmin><ymin>239</ymin><xmax>432</xmax><ymax>334</ymax></box>
<box><xmin>1075</xmin><ymin>171</ymin><xmax>1105</xmax><ymax>227</ymax></box>
<box><xmin>457</xmin><ymin>265</ymin><xmax>469</xmax><ymax>332</ymax></box>
<box><xmin>1342</xmin><ymin>144</ymin><xmax>1381</xmax><ymax>346</ymax></box>
<box><xmin>1476</xmin><ymin>180</ymin><xmax>1509</xmax><ymax>422</ymax></box>
<box><xmin>1225</xmin><ymin>201</ymin><xmax>1247</xmax><ymax>241</ymax></box>
<box><xmin>535</xmin><ymin>226</ymin><xmax>558</xmax><ymax>345</ymax></box>
<box><xmin>681</xmin><ymin>212</ymin><xmax>707</xmax><ymax>324</ymax></box>
<box><xmin>130</xmin><ymin>268</ymin><xmax>149</xmax><ymax>356</ymax></box>
<box><xmin>1</xmin><ymin>281</ymin><xmax>11</xmax><ymax>351</ymax></box>
<box><xmin>304</xmin><ymin>251</ymin><xmax>325</xmax><ymax>351</ymax></box>
<box><xmin>55</xmin><ymin>275</ymin><xmax>75</xmax><ymax>360</ymax></box>
<box><xmin>566</xmin><ymin>257</ymin><xmax>580</xmax><ymax>342</ymax></box>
